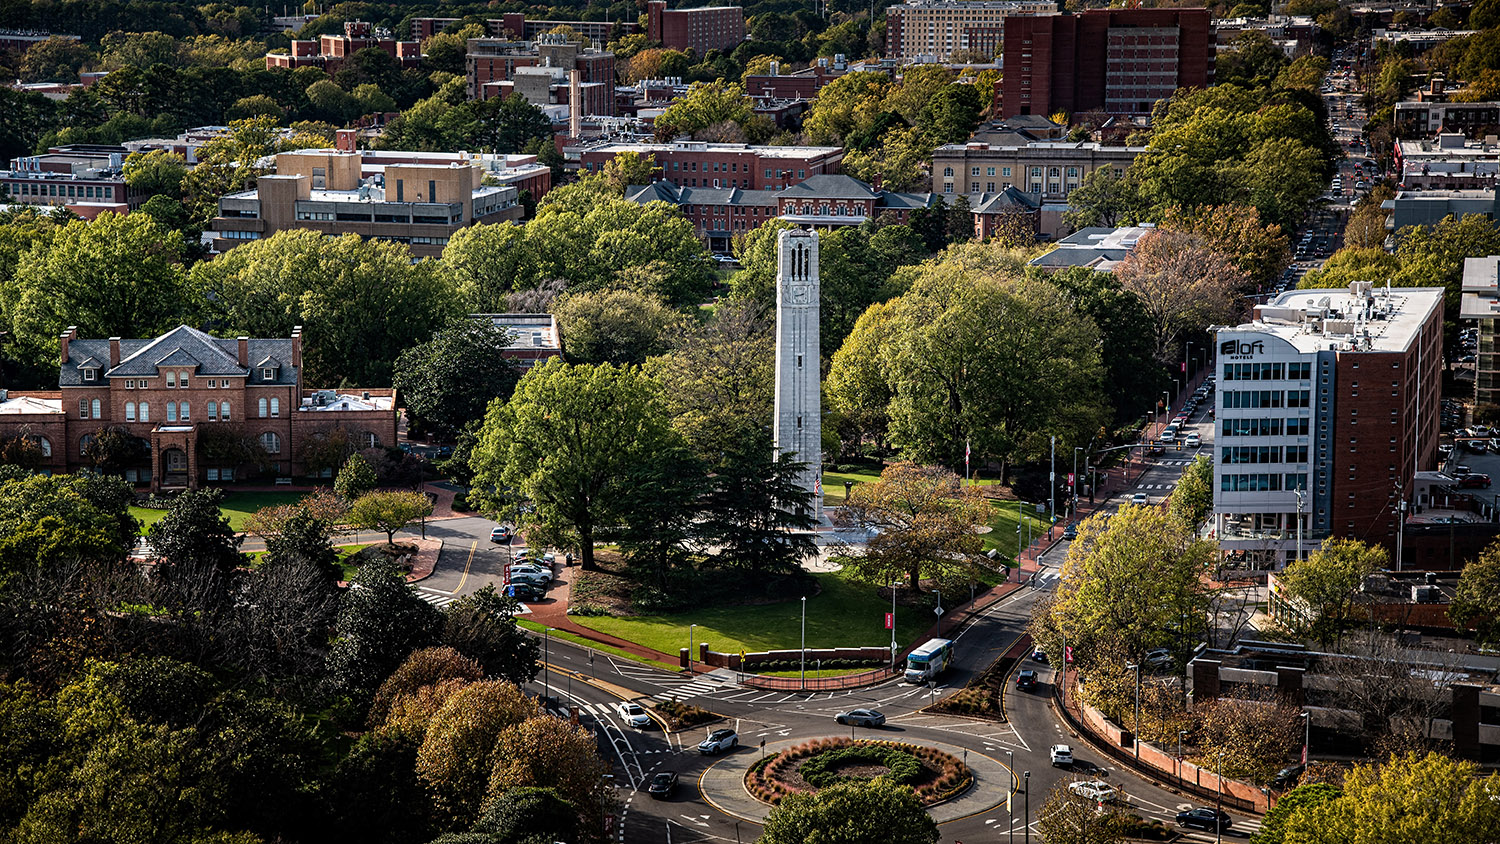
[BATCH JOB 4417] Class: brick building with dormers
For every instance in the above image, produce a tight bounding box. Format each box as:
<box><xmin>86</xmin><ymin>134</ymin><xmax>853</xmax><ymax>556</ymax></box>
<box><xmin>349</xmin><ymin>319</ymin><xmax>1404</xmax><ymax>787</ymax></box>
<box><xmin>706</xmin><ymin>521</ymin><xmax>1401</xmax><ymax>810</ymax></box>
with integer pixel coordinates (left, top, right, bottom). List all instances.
<box><xmin>0</xmin><ymin>325</ymin><xmax>397</xmax><ymax>491</ymax></box>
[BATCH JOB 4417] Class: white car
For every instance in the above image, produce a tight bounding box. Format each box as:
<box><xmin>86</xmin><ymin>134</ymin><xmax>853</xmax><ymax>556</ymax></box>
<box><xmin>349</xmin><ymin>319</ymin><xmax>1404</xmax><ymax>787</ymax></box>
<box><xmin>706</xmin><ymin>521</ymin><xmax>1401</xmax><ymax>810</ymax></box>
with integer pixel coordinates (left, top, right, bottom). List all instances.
<box><xmin>698</xmin><ymin>729</ymin><xmax>738</xmax><ymax>755</ymax></box>
<box><xmin>1068</xmin><ymin>780</ymin><xmax>1119</xmax><ymax>804</ymax></box>
<box><xmin>1130</xmin><ymin>493</ymin><xmax>1149</xmax><ymax>506</ymax></box>
<box><xmin>621</xmin><ymin>702</ymin><xmax>652</xmax><ymax>728</ymax></box>
<box><xmin>1050</xmin><ymin>744</ymin><xmax>1074</xmax><ymax>767</ymax></box>
<box><xmin>1185</xmin><ymin>433</ymin><xmax>1201</xmax><ymax>448</ymax></box>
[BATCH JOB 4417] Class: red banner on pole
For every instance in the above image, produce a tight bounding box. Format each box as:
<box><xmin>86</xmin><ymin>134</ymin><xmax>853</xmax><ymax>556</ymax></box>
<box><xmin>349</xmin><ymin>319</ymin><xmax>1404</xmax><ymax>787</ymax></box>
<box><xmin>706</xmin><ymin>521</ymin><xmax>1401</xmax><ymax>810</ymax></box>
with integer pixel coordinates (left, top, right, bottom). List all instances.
<box><xmin>884</xmin><ymin>612</ymin><xmax>893</xmax><ymax>630</ymax></box>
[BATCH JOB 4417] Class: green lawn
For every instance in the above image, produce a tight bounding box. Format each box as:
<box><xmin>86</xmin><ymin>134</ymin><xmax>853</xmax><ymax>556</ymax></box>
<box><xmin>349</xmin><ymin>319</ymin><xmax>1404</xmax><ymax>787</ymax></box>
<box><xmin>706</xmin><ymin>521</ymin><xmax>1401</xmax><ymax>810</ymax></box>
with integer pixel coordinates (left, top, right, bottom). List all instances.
<box><xmin>518</xmin><ymin>620</ymin><xmax>680</xmax><ymax>672</ymax></box>
<box><xmin>131</xmin><ymin>490</ymin><xmax>309</xmax><ymax>535</ymax></box>
<box><xmin>245</xmin><ymin>543</ymin><xmax>372</xmax><ymax>580</ymax></box>
<box><xmin>982</xmin><ymin>499</ymin><xmax>1053</xmax><ymax>556</ymax></box>
<box><xmin>821</xmin><ymin>469</ymin><xmax>1005</xmax><ymax>505</ymax></box>
<box><xmin>572</xmin><ymin>571</ymin><xmax>936</xmax><ymax>657</ymax></box>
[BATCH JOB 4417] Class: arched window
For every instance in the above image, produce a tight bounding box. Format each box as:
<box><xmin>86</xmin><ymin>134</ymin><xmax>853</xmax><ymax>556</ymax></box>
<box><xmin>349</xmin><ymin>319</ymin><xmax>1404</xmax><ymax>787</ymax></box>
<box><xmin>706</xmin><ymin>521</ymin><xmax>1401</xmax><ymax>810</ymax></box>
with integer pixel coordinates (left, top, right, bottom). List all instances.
<box><xmin>260</xmin><ymin>432</ymin><xmax>281</xmax><ymax>454</ymax></box>
<box><xmin>220</xmin><ymin>401</ymin><xmax>230</xmax><ymax>421</ymax></box>
<box><xmin>943</xmin><ymin>167</ymin><xmax>954</xmax><ymax>177</ymax></box>
<box><xmin>166</xmin><ymin>403</ymin><xmax>177</xmax><ymax>422</ymax></box>
<box><xmin>90</xmin><ymin>399</ymin><xmax>100</xmax><ymax>419</ymax></box>
<box><xmin>270</xmin><ymin>398</ymin><xmax>280</xmax><ymax>417</ymax></box>
<box><xmin>28</xmin><ymin>435</ymin><xmax>51</xmax><ymax>458</ymax></box>
<box><xmin>166</xmin><ymin>371</ymin><xmax>176</xmax><ymax>388</ymax></box>
<box><xmin>207</xmin><ymin>401</ymin><xmax>217</xmax><ymax>421</ymax></box>
<box><xmin>179</xmin><ymin>402</ymin><xmax>190</xmax><ymax>421</ymax></box>
<box><xmin>179</xmin><ymin>370</ymin><xmax>189</xmax><ymax>387</ymax></box>
<box><xmin>139</xmin><ymin>402</ymin><xmax>149</xmax><ymax>422</ymax></box>
<box><xmin>358</xmin><ymin>431</ymin><xmax>379</xmax><ymax>449</ymax></box>
<box><xmin>79</xmin><ymin>433</ymin><xmax>95</xmax><ymax>456</ymax></box>
<box><xmin>125</xmin><ymin>402</ymin><xmax>136</xmax><ymax>422</ymax></box>
<box><xmin>258</xmin><ymin>398</ymin><xmax>268</xmax><ymax>417</ymax></box>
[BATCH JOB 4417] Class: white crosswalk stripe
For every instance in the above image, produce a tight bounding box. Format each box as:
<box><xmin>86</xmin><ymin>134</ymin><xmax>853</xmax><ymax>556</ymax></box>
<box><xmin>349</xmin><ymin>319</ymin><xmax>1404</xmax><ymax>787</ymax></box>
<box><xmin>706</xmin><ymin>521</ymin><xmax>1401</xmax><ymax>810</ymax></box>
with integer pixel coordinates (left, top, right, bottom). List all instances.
<box><xmin>652</xmin><ymin>678</ymin><xmax>735</xmax><ymax>701</ymax></box>
<box><xmin>416</xmin><ymin>588</ymin><xmax>457</xmax><ymax>608</ymax></box>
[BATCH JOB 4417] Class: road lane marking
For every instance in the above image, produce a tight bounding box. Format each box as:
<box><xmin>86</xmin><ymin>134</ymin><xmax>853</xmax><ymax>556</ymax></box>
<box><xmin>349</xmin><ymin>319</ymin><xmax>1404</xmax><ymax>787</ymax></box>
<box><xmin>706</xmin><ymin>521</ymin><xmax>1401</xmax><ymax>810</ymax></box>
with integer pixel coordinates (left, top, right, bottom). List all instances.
<box><xmin>454</xmin><ymin>539</ymin><xmax>478</xmax><ymax>594</ymax></box>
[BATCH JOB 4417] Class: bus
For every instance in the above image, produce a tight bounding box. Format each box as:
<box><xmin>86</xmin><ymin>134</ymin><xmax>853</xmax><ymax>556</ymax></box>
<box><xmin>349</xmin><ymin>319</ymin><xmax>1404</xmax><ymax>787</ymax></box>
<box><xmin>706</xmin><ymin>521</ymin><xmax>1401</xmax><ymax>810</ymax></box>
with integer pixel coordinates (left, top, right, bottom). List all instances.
<box><xmin>904</xmin><ymin>638</ymin><xmax>955</xmax><ymax>683</ymax></box>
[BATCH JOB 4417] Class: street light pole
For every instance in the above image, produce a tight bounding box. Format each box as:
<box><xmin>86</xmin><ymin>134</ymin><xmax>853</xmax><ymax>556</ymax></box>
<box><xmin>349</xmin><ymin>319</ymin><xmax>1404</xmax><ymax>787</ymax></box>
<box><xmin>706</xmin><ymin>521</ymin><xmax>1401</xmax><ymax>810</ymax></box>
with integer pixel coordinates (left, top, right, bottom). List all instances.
<box><xmin>1178</xmin><ymin>729</ymin><xmax>1188</xmax><ymax>789</ymax></box>
<box><xmin>890</xmin><ymin>581</ymin><xmax>898</xmax><ymax>669</ymax></box>
<box><xmin>543</xmin><ymin>627</ymin><xmax>553</xmax><ymax>705</ymax></box>
<box><xmin>1006</xmin><ymin>749</ymin><xmax>1015</xmax><ymax>844</ymax></box>
<box><xmin>1024</xmin><ymin>771</ymin><xmax>1031</xmax><ymax>844</ymax></box>
<box><xmin>1049</xmin><ymin>435</ymin><xmax>1056</xmax><ymax>526</ymax></box>
<box><xmin>689</xmin><ymin>623</ymin><xmax>696</xmax><ymax>676</ymax></box>
<box><xmin>1301</xmin><ymin>710</ymin><xmax>1311</xmax><ymax>765</ymax></box>
<box><xmin>800</xmin><ymin>596</ymin><xmax>807</xmax><ymax>690</ymax></box>
<box><xmin>1216</xmin><ymin>751</ymin><xmax>1225</xmax><ymax>844</ymax></box>
<box><xmin>1072</xmin><ymin>446</ymin><xmax>1082</xmax><ymax>517</ymax></box>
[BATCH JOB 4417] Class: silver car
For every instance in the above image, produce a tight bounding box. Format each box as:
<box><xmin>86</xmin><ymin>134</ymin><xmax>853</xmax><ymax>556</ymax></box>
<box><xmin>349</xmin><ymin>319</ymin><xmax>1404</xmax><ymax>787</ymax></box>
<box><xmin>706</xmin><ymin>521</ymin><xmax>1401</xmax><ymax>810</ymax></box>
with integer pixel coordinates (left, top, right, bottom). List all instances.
<box><xmin>834</xmin><ymin>708</ymin><xmax>886</xmax><ymax>727</ymax></box>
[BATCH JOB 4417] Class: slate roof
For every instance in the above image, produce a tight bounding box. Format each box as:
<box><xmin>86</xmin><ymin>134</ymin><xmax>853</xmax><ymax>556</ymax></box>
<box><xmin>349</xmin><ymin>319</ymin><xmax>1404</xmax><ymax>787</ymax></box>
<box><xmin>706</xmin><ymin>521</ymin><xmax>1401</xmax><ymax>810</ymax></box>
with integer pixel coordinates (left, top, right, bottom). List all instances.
<box><xmin>776</xmin><ymin>174</ymin><xmax>879</xmax><ymax>200</ymax></box>
<box><xmin>59</xmin><ymin>325</ymin><xmax>298</xmax><ymax>387</ymax></box>
<box><xmin>877</xmin><ymin>190</ymin><xmax>938</xmax><ymax>210</ymax></box>
<box><xmin>625</xmin><ymin>183</ymin><xmax>780</xmax><ymax>207</ymax></box>
<box><xmin>972</xmin><ymin>187</ymin><xmax>1039</xmax><ymax>214</ymax></box>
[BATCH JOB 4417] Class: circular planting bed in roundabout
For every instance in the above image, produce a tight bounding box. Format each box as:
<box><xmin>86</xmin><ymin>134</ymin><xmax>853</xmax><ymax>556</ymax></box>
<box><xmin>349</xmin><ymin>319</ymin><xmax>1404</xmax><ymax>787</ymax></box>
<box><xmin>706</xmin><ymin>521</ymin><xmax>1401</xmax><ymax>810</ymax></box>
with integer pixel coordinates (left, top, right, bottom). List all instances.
<box><xmin>745</xmin><ymin>738</ymin><xmax>972</xmax><ymax>806</ymax></box>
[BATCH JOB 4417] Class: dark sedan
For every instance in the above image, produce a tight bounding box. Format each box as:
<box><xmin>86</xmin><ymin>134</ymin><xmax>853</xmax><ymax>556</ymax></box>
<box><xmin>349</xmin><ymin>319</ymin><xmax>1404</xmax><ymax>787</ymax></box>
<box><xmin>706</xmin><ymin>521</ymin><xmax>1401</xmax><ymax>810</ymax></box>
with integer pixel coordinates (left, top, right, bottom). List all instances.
<box><xmin>647</xmin><ymin>771</ymin><xmax>678</xmax><ymax>798</ymax></box>
<box><xmin>1176</xmin><ymin>808</ymin><xmax>1232</xmax><ymax>832</ymax></box>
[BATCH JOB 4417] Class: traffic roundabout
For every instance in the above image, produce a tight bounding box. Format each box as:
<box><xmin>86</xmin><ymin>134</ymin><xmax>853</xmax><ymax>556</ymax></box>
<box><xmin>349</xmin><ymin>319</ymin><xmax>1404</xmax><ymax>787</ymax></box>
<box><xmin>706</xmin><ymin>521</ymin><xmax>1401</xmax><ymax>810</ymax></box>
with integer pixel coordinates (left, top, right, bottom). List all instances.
<box><xmin>697</xmin><ymin>734</ymin><xmax>1016</xmax><ymax>824</ymax></box>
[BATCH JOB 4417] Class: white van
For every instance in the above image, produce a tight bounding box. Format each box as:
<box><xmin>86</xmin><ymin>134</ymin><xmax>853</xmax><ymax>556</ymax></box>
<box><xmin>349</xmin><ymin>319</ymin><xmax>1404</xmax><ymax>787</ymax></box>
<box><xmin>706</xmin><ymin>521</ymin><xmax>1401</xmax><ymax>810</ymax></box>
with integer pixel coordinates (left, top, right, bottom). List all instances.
<box><xmin>904</xmin><ymin>638</ymin><xmax>955</xmax><ymax>683</ymax></box>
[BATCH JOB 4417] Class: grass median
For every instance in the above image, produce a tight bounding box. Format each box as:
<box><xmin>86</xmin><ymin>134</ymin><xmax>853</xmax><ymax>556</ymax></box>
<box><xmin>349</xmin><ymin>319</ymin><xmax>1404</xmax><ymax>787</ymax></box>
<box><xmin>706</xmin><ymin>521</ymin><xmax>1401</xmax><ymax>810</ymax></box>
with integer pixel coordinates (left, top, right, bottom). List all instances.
<box><xmin>517</xmin><ymin>620</ymin><xmax>680</xmax><ymax>672</ymax></box>
<box><xmin>571</xmin><ymin>571</ymin><xmax>937</xmax><ymax>659</ymax></box>
<box><xmin>131</xmin><ymin>490</ymin><xmax>314</xmax><ymax>535</ymax></box>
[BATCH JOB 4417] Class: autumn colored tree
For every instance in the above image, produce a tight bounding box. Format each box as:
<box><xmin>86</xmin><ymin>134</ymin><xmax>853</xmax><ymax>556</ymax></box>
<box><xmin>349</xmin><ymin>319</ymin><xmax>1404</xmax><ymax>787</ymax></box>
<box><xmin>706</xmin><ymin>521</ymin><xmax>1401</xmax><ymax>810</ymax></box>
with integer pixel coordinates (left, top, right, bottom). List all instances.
<box><xmin>1043</xmin><ymin>503</ymin><xmax>1215</xmax><ymax>663</ymax></box>
<box><xmin>1036</xmin><ymin>780</ymin><xmax>1128</xmax><ymax>844</ymax></box>
<box><xmin>1114</xmin><ymin>230</ymin><xmax>1244</xmax><ymax>364</ymax></box>
<box><xmin>760</xmin><ymin>780</ymin><xmax>939</xmax><ymax>844</ymax></box>
<box><xmin>368</xmin><ymin>646</ymin><xmax>484</xmax><ymax>727</ymax></box>
<box><xmin>1192</xmin><ymin>693</ymin><xmax>1303</xmax><ymax>783</ymax></box>
<box><xmin>843</xmin><ymin>462</ymin><xmax>992</xmax><ymax>591</ymax></box>
<box><xmin>416</xmin><ymin>680</ymin><xmax>537</xmax><ymax>827</ymax></box>
<box><xmin>485</xmin><ymin>715</ymin><xmax>610</xmax><ymax>833</ymax></box>
<box><xmin>1169</xmin><ymin>454</ymin><xmax>1213</xmax><ymax>529</ymax></box>
<box><xmin>1158</xmin><ymin>204</ymin><xmax>1290</xmax><ymax>289</ymax></box>
<box><xmin>601</xmin><ymin>151</ymin><xmax>659</xmax><ymax>193</ymax></box>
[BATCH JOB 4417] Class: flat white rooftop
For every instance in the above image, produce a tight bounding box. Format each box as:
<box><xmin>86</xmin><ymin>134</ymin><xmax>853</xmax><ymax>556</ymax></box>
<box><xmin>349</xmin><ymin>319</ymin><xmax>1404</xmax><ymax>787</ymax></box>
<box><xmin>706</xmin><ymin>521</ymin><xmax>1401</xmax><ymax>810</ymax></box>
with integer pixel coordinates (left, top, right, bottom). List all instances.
<box><xmin>576</xmin><ymin>140</ymin><xmax>841</xmax><ymax>159</ymax></box>
<box><xmin>1227</xmin><ymin>284</ymin><xmax>1445</xmax><ymax>354</ymax></box>
<box><xmin>0</xmin><ymin>395</ymin><xmax>62</xmax><ymax>414</ymax></box>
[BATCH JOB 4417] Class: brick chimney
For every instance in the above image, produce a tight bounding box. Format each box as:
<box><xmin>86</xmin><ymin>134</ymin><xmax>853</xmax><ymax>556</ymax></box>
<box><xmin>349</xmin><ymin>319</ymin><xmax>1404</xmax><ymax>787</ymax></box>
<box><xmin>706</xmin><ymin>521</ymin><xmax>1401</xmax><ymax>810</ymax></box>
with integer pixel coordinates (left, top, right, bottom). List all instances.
<box><xmin>59</xmin><ymin>326</ymin><xmax>77</xmax><ymax>365</ymax></box>
<box><xmin>290</xmin><ymin>326</ymin><xmax>302</xmax><ymax>370</ymax></box>
<box><xmin>336</xmin><ymin>128</ymin><xmax>358</xmax><ymax>152</ymax></box>
<box><xmin>108</xmin><ymin>337</ymin><xmax>121</xmax><ymax>367</ymax></box>
<box><xmin>237</xmin><ymin>336</ymin><xmax>249</xmax><ymax>367</ymax></box>
<box><xmin>871</xmin><ymin>172</ymin><xmax>883</xmax><ymax>193</ymax></box>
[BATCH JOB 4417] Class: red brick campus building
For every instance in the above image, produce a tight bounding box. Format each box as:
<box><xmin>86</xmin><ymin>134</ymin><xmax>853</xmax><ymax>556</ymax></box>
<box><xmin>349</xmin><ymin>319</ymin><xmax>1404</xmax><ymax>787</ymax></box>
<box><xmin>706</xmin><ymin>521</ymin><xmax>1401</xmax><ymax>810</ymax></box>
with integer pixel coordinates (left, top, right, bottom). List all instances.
<box><xmin>0</xmin><ymin>325</ymin><xmax>398</xmax><ymax>491</ymax></box>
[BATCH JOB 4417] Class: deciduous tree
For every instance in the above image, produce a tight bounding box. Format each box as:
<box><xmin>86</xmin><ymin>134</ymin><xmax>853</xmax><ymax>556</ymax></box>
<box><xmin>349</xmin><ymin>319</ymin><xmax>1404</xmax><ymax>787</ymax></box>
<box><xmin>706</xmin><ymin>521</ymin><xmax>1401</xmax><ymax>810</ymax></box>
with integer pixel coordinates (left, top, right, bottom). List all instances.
<box><xmin>393</xmin><ymin>318</ymin><xmax>520</xmax><ymax>437</ymax></box>
<box><xmin>440</xmin><ymin>586</ymin><xmax>540</xmax><ymax>687</ymax></box>
<box><xmin>1036</xmin><ymin>780</ymin><xmax>1128</xmax><ymax>844</ymax></box>
<box><xmin>469</xmin><ymin>358</ymin><xmax>678</xmax><ymax>570</ymax></box>
<box><xmin>416</xmin><ymin>680</ymin><xmax>537</xmax><ymax>827</ymax></box>
<box><xmin>650</xmin><ymin>299</ymin><xmax>775</xmax><ymax>456</ymax></box>
<box><xmin>1280</xmin><ymin>752</ymin><xmax>1500</xmax><ymax>844</ymax></box>
<box><xmin>601</xmin><ymin>151</ymin><xmax>659</xmax><ymax>193</ymax></box>
<box><xmin>1450</xmin><ymin>542</ymin><xmax>1500</xmax><ymax>645</ymax></box>
<box><xmin>1276</xmin><ymin>538</ymin><xmax>1385</xmax><ymax>646</ymax></box>
<box><xmin>843</xmin><ymin>462</ymin><xmax>992</xmax><ymax>591</ymax></box>
<box><xmin>335</xmin><ymin>453</ymin><xmax>378</xmax><ymax>501</ymax></box>
<box><xmin>1170</xmin><ymin>454</ymin><xmax>1214</xmax><ymax>529</ymax></box>
<box><xmin>759</xmin><ymin>780</ymin><xmax>939</xmax><ymax>844</ymax></box>
<box><xmin>552</xmin><ymin>289</ymin><xmax>682</xmax><ymax>366</ymax></box>
<box><xmin>1044</xmin><ymin>503</ymin><xmax>1215</xmax><ymax>662</ymax></box>
<box><xmin>348</xmin><ymin>491</ymin><xmax>433</xmax><ymax>546</ymax></box>
<box><xmin>1114</xmin><ymin>230</ymin><xmax>1244</xmax><ymax>365</ymax></box>
<box><xmin>325</xmin><ymin>558</ymin><xmax>443</xmax><ymax>700</ymax></box>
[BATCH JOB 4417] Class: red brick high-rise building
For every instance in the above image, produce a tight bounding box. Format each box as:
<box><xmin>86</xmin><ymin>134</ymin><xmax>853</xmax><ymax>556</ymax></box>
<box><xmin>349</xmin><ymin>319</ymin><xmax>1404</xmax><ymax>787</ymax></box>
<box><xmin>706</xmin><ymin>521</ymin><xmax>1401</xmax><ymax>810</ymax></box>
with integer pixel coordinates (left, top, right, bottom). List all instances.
<box><xmin>646</xmin><ymin>1</ymin><xmax>745</xmax><ymax>53</ymax></box>
<box><xmin>998</xmin><ymin>8</ymin><xmax>1214</xmax><ymax>118</ymax></box>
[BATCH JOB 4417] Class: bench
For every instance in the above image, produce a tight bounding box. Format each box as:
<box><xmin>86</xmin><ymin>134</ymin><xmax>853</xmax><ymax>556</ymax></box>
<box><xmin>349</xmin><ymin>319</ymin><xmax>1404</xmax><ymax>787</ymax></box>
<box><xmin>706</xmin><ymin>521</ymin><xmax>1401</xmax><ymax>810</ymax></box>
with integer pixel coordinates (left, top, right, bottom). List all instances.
<box><xmin>274</xmin><ymin>477</ymin><xmax>293</xmax><ymax>486</ymax></box>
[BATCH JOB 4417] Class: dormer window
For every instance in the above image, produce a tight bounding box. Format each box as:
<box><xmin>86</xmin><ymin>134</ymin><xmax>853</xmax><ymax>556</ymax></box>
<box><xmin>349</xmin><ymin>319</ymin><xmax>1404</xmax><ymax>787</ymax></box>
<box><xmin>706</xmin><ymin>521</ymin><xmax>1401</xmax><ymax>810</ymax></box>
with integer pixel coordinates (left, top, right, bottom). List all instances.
<box><xmin>262</xmin><ymin>367</ymin><xmax>275</xmax><ymax>381</ymax></box>
<box><xmin>83</xmin><ymin>369</ymin><xmax>96</xmax><ymax>382</ymax></box>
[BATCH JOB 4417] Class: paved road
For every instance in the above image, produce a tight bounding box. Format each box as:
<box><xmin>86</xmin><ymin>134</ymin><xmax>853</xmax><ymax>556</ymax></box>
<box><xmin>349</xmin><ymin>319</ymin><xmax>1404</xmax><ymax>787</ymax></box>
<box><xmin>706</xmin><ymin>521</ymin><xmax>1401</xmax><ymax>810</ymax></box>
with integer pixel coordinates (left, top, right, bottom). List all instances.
<box><xmin>509</xmin><ymin>441</ymin><xmax>1266</xmax><ymax>844</ymax></box>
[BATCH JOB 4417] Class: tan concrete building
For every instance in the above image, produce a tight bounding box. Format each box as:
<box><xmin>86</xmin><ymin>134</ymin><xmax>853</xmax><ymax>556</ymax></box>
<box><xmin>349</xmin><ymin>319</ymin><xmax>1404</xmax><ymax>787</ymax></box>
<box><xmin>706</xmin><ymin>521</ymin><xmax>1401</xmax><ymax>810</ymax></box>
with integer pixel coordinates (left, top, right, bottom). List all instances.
<box><xmin>210</xmin><ymin>148</ymin><xmax>521</xmax><ymax>257</ymax></box>
<box><xmin>885</xmin><ymin>0</ymin><xmax>1057</xmax><ymax>62</ymax></box>
<box><xmin>932</xmin><ymin>139</ymin><xmax>1144</xmax><ymax>200</ymax></box>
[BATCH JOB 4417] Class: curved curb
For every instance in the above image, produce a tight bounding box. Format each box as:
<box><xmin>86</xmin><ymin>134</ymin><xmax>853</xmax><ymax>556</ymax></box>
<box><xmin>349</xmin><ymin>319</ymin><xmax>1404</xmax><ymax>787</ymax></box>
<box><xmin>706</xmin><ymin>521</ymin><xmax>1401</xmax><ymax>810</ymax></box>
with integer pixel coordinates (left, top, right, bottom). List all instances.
<box><xmin>696</xmin><ymin>735</ymin><xmax>1016</xmax><ymax>826</ymax></box>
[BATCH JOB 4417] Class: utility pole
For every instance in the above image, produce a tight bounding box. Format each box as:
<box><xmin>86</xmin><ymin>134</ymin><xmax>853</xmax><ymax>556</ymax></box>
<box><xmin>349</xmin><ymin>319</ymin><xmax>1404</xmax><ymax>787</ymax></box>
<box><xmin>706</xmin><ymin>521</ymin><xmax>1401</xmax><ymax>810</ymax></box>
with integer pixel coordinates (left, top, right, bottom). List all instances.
<box><xmin>1295</xmin><ymin>487</ymin><xmax>1306</xmax><ymax>566</ymax></box>
<box><xmin>1395</xmin><ymin>480</ymin><xmax>1407</xmax><ymax>572</ymax></box>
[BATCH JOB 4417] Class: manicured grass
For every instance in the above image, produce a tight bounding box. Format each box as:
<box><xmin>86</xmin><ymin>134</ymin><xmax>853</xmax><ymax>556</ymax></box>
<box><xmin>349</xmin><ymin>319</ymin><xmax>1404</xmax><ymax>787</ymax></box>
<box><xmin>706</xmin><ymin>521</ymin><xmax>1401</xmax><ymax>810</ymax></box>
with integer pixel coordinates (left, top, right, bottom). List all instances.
<box><xmin>572</xmin><ymin>571</ymin><xmax>935</xmax><ymax>657</ymax></box>
<box><xmin>982</xmin><ymin>499</ymin><xmax>1053</xmax><ymax>556</ymax></box>
<box><xmin>821</xmin><ymin>469</ymin><xmax>1005</xmax><ymax>505</ymax></box>
<box><xmin>517</xmin><ymin>620</ymin><xmax>680</xmax><ymax>672</ymax></box>
<box><xmin>130</xmin><ymin>490</ymin><xmax>310</xmax><ymax>534</ymax></box>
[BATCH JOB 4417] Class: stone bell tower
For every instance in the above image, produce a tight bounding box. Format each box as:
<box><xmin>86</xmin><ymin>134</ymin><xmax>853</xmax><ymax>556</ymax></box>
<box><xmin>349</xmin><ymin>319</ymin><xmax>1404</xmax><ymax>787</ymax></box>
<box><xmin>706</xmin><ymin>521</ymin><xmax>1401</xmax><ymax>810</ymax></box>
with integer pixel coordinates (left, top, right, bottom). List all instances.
<box><xmin>773</xmin><ymin>229</ymin><xmax>822</xmax><ymax>522</ymax></box>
